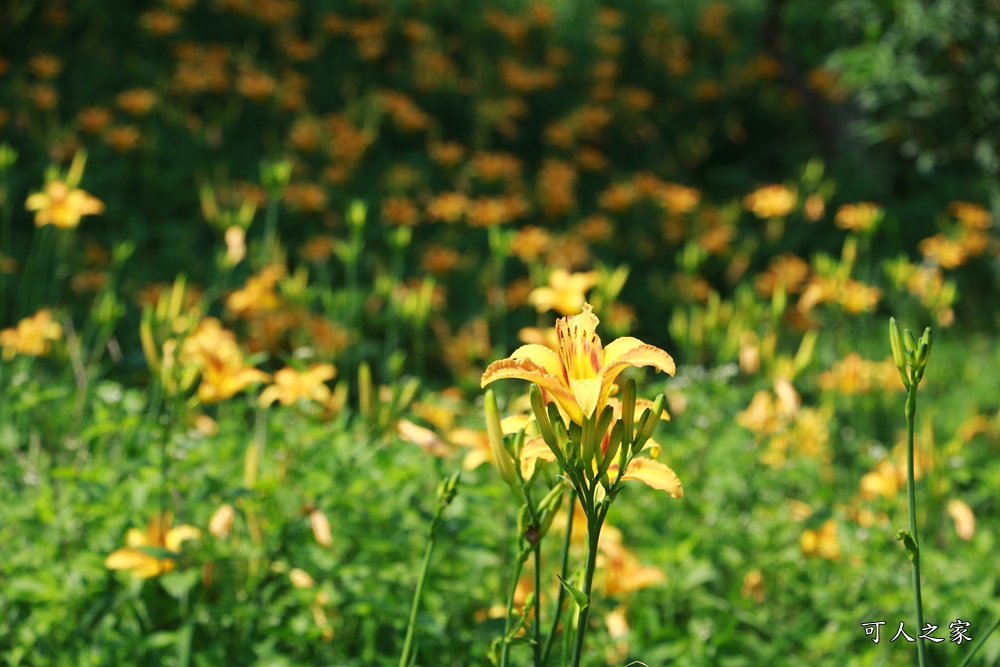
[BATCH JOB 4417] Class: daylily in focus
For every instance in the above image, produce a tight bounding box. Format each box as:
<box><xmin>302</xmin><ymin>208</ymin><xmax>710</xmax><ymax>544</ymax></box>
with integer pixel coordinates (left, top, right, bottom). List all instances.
<box><xmin>25</xmin><ymin>180</ymin><xmax>105</xmax><ymax>229</ymax></box>
<box><xmin>481</xmin><ymin>304</ymin><xmax>675</xmax><ymax>424</ymax></box>
<box><xmin>105</xmin><ymin>512</ymin><xmax>201</xmax><ymax>579</ymax></box>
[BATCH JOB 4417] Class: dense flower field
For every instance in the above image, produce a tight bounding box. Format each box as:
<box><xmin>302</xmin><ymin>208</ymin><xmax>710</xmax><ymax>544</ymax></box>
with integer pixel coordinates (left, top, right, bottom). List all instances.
<box><xmin>1</xmin><ymin>1</ymin><xmax>997</xmax><ymax>665</ymax></box>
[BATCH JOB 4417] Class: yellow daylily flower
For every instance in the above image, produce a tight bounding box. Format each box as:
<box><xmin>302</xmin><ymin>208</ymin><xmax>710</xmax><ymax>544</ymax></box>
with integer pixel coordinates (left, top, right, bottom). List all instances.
<box><xmin>180</xmin><ymin>318</ymin><xmax>269</xmax><ymax>403</ymax></box>
<box><xmin>481</xmin><ymin>303</ymin><xmax>675</xmax><ymax>424</ymax></box>
<box><xmin>527</xmin><ymin>268</ymin><xmax>599</xmax><ymax>315</ymax></box>
<box><xmin>105</xmin><ymin>512</ymin><xmax>201</xmax><ymax>579</ymax></box>
<box><xmin>259</xmin><ymin>363</ymin><xmax>337</xmax><ymax>407</ymax></box>
<box><xmin>0</xmin><ymin>308</ymin><xmax>63</xmax><ymax>360</ymax></box>
<box><xmin>25</xmin><ymin>180</ymin><xmax>105</xmax><ymax>229</ymax></box>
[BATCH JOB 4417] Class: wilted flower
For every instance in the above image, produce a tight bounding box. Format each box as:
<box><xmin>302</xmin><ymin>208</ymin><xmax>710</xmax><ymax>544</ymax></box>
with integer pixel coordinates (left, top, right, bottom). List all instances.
<box><xmin>396</xmin><ymin>418</ymin><xmax>450</xmax><ymax>457</ymax></box>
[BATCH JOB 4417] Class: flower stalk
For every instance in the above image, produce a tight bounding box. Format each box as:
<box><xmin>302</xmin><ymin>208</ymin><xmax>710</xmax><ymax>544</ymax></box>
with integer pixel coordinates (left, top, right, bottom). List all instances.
<box><xmin>483</xmin><ymin>305</ymin><xmax>682</xmax><ymax>665</ymax></box>
<box><xmin>889</xmin><ymin>318</ymin><xmax>932</xmax><ymax>667</ymax></box>
<box><xmin>398</xmin><ymin>471</ymin><xmax>460</xmax><ymax>667</ymax></box>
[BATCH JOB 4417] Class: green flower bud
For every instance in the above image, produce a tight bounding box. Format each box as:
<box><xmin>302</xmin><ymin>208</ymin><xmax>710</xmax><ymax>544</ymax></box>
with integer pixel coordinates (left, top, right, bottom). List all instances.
<box><xmin>436</xmin><ymin>471</ymin><xmax>461</xmax><ymax>505</ymax></box>
<box><xmin>516</xmin><ymin>504</ymin><xmax>532</xmax><ymax>540</ymax></box>
<box><xmin>347</xmin><ymin>200</ymin><xmax>367</xmax><ymax>229</ymax></box>
<box><xmin>888</xmin><ymin>317</ymin><xmax>910</xmax><ymax>389</ymax></box>
<box><xmin>632</xmin><ymin>408</ymin><xmax>652</xmax><ymax>453</ymax></box>
<box><xmin>621</xmin><ymin>378</ymin><xmax>637</xmax><ymax>444</ymax></box>
<box><xmin>903</xmin><ymin>329</ymin><xmax>918</xmax><ymax>360</ymax></box>
<box><xmin>485</xmin><ymin>390</ymin><xmax>522</xmax><ymax>497</ymax></box>
<box><xmin>358</xmin><ymin>362</ymin><xmax>373</xmax><ymax>420</ymax></box>
<box><xmin>635</xmin><ymin>395</ymin><xmax>666</xmax><ymax>448</ymax></box>
<box><xmin>530</xmin><ymin>384</ymin><xmax>558</xmax><ymax>447</ymax></box>
<box><xmin>596</xmin><ymin>420</ymin><xmax>624</xmax><ymax>480</ymax></box>
<box><xmin>915</xmin><ymin>327</ymin><xmax>933</xmax><ymax>367</ymax></box>
<box><xmin>536</xmin><ymin>484</ymin><xmax>565</xmax><ymax>539</ymax></box>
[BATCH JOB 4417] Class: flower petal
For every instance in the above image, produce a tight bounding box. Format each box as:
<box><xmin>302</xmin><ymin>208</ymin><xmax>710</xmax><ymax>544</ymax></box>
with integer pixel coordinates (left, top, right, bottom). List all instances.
<box><xmin>617</xmin><ymin>457</ymin><xmax>683</xmax><ymax>498</ymax></box>
<box><xmin>165</xmin><ymin>525</ymin><xmax>202</xmax><ymax>552</ymax></box>
<box><xmin>602</xmin><ymin>338</ymin><xmax>676</xmax><ymax>377</ymax></box>
<box><xmin>24</xmin><ymin>193</ymin><xmax>50</xmax><ymax>212</ymax></box>
<box><xmin>502</xmin><ymin>344</ymin><xmax>564</xmax><ymax>377</ymax></box>
<box><xmin>105</xmin><ymin>548</ymin><xmax>164</xmax><ymax>578</ymax></box>
<box><xmin>520</xmin><ymin>435</ymin><xmax>556</xmax><ymax>479</ymax></box>
<box><xmin>570</xmin><ymin>376</ymin><xmax>602</xmax><ymax>418</ymax></box>
<box><xmin>481</xmin><ymin>356</ymin><xmax>582</xmax><ymax>423</ymax></box>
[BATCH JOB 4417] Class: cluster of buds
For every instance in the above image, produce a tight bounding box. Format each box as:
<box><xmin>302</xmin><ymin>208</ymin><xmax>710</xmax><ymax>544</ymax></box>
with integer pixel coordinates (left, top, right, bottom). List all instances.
<box><xmin>888</xmin><ymin>317</ymin><xmax>933</xmax><ymax>391</ymax></box>
<box><xmin>139</xmin><ymin>275</ymin><xmax>200</xmax><ymax>397</ymax></box>
<box><xmin>485</xmin><ymin>376</ymin><xmax>670</xmax><ymax>543</ymax></box>
<box><xmin>529</xmin><ymin>380</ymin><xmax>664</xmax><ymax>499</ymax></box>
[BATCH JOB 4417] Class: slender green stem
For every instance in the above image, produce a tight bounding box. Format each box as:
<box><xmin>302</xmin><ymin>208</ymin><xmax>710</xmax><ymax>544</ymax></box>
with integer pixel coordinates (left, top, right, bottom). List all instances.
<box><xmin>488</xmin><ymin>226</ymin><xmax>507</xmax><ymax>354</ymax></box>
<box><xmin>570</xmin><ymin>491</ymin><xmax>606</xmax><ymax>667</ymax></box>
<box><xmin>398</xmin><ymin>503</ymin><xmax>447</xmax><ymax>667</ymax></box>
<box><xmin>499</xmin><ymin>543</ymin><xmax>527</xmax><ymax>667</ymax></box>
<box><xmin>905</xmin><ymin>387</ymin><xmax>927</xmax><ymax>667</ymax></box>
<box><xmin>957</xmin><ymin>615</ymin><xmax>1000</xmax><ymax>667</ymax></box>
<box><xmin>0</xmin><ymin>168</ymin><xmax>11</xmax><ymax>323</ymax></box>
<box><xmin>532</xmin><ymin>543</ymin><xmax>542</xmax><ymax>667</ymax></box>
<box><xmin>541</xmin><ymin>490</ymin><xmax>575</xmax><ymax>666</ymax></box>
<box><xmin>259</xmin><ymin>197</ymin><xmax>279</xmax><ymax>267</ymax></box>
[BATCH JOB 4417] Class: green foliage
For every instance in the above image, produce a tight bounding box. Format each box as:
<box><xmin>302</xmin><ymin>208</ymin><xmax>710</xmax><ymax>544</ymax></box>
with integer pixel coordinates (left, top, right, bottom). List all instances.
<box><xmin>0</xmin><ymin>0</ymin><xmax>998</xmax><ymax>665</ymax></box>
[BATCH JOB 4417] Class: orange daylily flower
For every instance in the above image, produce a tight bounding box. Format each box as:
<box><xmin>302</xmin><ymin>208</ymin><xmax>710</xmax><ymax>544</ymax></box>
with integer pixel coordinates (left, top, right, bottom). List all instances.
<box><xmin>481</xmin><ymin>304</ymin><xmax>675</xmax><ymax>424</ymax></box>
<box><xmin>25</xmin><ymin>180</ymin><xmax>104</xmax><ymax>229</ymax></box>
<box><xmin>105</xmin><ymin>512</ymin><xmax>201</xmax><ymax>579</ymax></box>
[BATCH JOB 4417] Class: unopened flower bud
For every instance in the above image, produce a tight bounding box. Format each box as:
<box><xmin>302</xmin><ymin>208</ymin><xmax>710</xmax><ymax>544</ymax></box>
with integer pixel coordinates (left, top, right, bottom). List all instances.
<box><xmin>289</xmin><ymin>568</ymin><xmax>316</xmax><ymax>589</ymax></box>
<box><xmin>309</xmin><ymin>509</ymin><xmax>333</xmax><ymax>548</ymax></box>
<box><xmin>209</xmin><ymin>503</ymin><xmax>235</xmax><ymax>539</ymax></box>
<box><xmin>485</xmin><ymin>390</ymin><xmax>521</xmax><ymax>497</ymax></box>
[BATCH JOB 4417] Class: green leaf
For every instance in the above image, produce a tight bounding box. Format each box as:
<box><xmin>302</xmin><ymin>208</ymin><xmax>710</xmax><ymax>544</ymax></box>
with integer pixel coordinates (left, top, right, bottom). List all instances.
<box><xmin>176</xmin><ymin>623</ymin><xmax>193</xmax><ymax>667</ymax></box>
<box><xmin>556</xmin><ymin>574</ymin><xmax>589</xmax><ymax>611</ymax></box>
<box><xmin>159</xmin><ymin>568</ymin><xmax>201</xmax><ymax>599</ymax></box>
<box><xmin>896</xmin><ymin>530</ymin><xmax>919</xmax><ymax>562</ymax></box>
